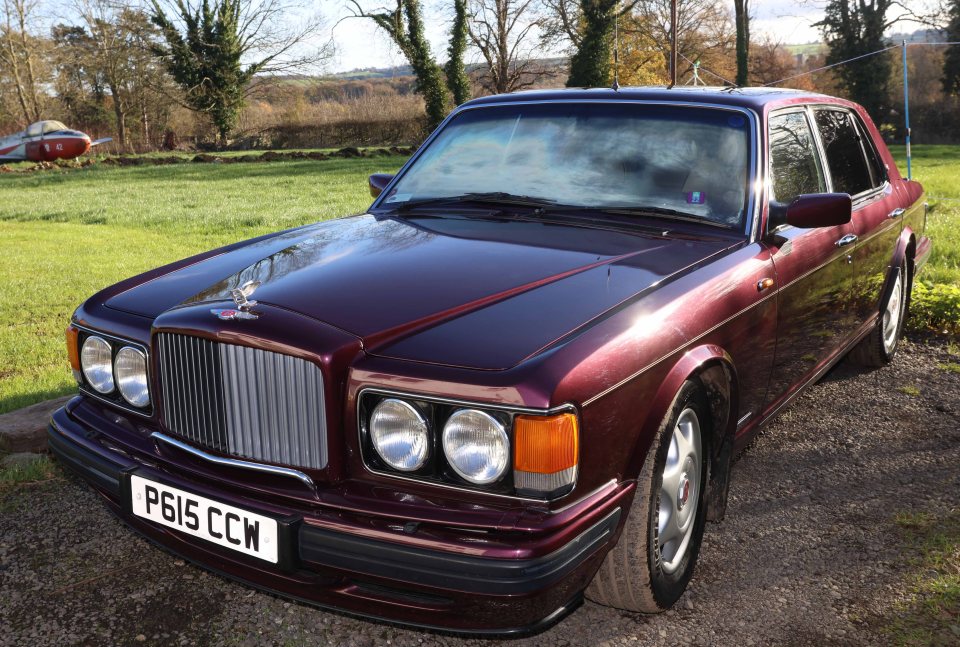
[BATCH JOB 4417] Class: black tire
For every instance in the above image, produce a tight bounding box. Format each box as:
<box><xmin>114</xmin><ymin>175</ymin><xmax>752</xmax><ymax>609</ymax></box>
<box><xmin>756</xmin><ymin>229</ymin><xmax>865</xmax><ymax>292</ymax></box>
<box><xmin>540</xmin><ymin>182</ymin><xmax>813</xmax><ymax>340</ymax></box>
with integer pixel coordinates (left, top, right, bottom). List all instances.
<box><xmin>585</xmin><ymin>380</ymin><xmax>711</xmax><ymax>612</ymax></box>
<box><xmin>850</xmin><ymin>262</ymin><xmax>909</xmax><ymax>367</ymax></box>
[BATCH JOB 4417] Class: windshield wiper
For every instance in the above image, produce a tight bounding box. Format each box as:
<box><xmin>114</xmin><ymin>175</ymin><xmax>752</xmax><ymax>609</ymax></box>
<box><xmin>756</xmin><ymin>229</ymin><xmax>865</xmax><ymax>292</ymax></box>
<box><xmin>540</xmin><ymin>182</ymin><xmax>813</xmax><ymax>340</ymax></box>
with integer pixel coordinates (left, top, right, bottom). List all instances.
<box><xmin>385</xmin><ymin>192</ymin><xmax>560</xmax><ymax>212</ymax></box>
<box><xmin>593</xmin><ymin>205</ymin><xmax>733</xmax><ymax>229</ymax></box>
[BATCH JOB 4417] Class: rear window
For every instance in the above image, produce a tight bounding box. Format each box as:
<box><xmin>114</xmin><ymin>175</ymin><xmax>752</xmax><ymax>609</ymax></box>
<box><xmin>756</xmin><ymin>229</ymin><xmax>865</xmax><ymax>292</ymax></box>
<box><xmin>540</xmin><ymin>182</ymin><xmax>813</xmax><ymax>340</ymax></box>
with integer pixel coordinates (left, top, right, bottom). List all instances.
<box><xmin>814</xmin><ymin>110</ymin><xmax>874</xmax><ymax>196</ymax></box>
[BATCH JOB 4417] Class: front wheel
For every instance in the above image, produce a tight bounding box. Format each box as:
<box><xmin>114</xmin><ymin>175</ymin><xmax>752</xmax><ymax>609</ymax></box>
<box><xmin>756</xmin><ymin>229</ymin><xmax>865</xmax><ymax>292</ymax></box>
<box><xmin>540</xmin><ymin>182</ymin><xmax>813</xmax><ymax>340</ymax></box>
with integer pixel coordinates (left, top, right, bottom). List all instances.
<box><xmin>585</xmin><ymin>380</ymin><xmax>710</xmax><ymax>612</ymax></box>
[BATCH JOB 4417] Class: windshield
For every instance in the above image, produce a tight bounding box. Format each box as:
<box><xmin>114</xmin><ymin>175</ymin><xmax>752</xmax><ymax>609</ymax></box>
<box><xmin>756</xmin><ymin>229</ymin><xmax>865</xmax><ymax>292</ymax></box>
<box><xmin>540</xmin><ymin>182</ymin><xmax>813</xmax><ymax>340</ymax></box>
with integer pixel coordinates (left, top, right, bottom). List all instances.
<box><xmin>382</xmin><ymin>102</ymin><xmax>752</xmax><ymax>229</ymax></box>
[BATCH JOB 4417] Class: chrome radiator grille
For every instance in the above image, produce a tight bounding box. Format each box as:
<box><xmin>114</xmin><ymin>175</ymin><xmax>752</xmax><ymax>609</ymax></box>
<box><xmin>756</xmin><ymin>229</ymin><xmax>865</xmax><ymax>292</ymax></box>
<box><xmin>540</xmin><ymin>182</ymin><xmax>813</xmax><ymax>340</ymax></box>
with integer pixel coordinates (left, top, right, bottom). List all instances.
<box><xmin>156</xmin><ymin>333</ymin><xmax>327</xmax><ymax>470</ymax></box>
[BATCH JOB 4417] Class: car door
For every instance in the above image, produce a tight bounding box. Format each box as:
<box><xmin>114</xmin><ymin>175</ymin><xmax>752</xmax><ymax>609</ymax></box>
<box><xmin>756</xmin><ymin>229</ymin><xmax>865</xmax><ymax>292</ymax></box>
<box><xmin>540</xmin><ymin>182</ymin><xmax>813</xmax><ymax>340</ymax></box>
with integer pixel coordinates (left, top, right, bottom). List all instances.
<box><xmin>763</xmin><ymin>107</ymin><xmax>857</xmax><ymax>407</ymax></box>
<box><xmin>811</xmin><ymin>108</ymin><xmax>903</xmax><ymax>327</ymax></box>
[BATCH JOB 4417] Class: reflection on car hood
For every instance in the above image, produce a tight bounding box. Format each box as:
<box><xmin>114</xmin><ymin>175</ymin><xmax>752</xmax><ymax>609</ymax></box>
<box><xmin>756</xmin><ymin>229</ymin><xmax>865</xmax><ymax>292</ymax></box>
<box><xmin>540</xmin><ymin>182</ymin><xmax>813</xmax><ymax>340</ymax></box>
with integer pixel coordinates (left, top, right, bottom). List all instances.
<box><xmin>105</xmin><ymin>213</ymin><xmax>738</xmax><ymax>370</ymax></box>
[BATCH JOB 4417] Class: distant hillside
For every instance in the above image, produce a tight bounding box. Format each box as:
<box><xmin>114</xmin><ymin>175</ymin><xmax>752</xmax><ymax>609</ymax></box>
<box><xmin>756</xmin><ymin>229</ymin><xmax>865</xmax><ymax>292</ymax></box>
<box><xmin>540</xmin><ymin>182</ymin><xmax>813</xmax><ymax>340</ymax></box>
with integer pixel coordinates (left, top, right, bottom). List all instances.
<box><xmin>786</xmin><ymin>42</ymin><xmax>825</xmax><ymax>56</ymax></box>
<box><xmin>331</xmin><ymin>65</ymin><xmax>414</xmax><ymax>80</ymax></box>
<box><xmin>327</xmin><ymin>57</ymin><xmax>569</xmax><ymax>82</ymax></box>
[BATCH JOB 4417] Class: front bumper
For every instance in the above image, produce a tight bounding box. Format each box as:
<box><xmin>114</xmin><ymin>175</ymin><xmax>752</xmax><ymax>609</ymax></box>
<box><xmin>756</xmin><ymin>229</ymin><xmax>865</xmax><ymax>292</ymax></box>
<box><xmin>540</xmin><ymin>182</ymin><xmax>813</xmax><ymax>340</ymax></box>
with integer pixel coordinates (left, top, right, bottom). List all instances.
<box><xmin>48</xmin><ymin>403</ymin><xmax>627</xmax><ymax>635</ymax></box>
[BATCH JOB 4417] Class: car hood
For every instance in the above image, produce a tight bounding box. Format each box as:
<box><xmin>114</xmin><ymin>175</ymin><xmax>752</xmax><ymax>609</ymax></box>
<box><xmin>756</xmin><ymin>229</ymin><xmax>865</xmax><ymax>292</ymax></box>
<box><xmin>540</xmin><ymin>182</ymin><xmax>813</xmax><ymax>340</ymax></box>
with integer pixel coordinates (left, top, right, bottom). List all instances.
<box><xmin>105</xmin><ymin>214</ymin><xmax>737</xmax><ymax>370</ymax></box>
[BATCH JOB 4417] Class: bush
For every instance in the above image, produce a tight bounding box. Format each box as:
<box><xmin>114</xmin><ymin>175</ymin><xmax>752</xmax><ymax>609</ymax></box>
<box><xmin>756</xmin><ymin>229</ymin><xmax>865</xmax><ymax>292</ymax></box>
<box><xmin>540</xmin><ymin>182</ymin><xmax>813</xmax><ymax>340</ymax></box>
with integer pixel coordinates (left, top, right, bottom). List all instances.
<box><xmin>909</xmin><ymin>281</ymin><xmax>960</xmax><ymax>335</ymax></box>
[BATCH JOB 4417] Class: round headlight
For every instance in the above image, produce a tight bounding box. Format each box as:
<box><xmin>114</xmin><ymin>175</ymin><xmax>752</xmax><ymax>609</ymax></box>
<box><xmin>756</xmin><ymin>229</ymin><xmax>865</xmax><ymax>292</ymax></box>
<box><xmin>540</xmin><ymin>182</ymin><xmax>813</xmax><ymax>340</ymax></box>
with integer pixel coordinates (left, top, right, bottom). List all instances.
<box><xmin>80</xmin><ymin>336</ymin><xmax>114</xmax><ymax>394</ymax></box>
<box><xmin>442</xmin><ymin>409</ymin><xmax>509</xmax><ymax>485</ymax></box>
<box><xmin>369</xmin><ymin>399</ymin><xmax>430</xmax><ymax>472</ymax></box>
<box><xmin>115</xmin><ymin>346</ymin><xmax>150</xmax><ymax>407</ymax></box>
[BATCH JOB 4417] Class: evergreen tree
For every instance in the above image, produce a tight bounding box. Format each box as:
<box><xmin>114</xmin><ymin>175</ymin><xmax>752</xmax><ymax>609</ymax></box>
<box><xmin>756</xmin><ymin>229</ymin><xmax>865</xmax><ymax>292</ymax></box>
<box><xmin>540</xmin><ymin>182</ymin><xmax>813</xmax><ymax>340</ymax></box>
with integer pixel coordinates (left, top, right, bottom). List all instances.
<box><xmin>815</xmin><ymin>0</ymin><xmax>893</xmax><ymax>122</ymax></box>
<box><xmin>943</xmin><ymin>0</ymin><xmax>960</xmax><ymax>96</ymax></box>
<box><xmin>445</xmin><ymin>0</ymin><xmax>471</xmax><ymax>105</ymax></box>
<box><xmin>566</xmin><ymin>0</ymin><xmax>617</xmax><ymax>87</ymax></box>
<box><xmin>150</xmin><ymin>0</ymin><xmax>260</xmax><ymax>144</ymax></box>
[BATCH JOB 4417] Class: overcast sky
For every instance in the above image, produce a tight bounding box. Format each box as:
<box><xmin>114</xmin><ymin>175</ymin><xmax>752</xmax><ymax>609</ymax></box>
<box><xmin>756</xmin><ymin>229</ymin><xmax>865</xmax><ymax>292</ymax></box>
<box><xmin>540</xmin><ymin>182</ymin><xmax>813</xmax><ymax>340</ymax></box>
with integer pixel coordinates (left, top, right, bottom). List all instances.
<box><xmin>326</xmin><ymin>0</ymin><xmax>829</xmax><ymax>73</ymax></box>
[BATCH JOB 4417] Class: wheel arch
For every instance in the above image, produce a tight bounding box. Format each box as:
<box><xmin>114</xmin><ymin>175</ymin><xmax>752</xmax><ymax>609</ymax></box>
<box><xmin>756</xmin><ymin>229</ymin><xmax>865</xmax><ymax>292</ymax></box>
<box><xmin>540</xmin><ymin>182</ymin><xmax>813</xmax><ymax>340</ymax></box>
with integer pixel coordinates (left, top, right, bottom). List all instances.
<box><xmin>623</xmin><ymin>345</ymin><xmax>740</xmax><ymax>522</ymax></box>
<box><xmin>881</xmin><ymin>228</ymin><xmax>916</xmax><ymax>315</ymax></box>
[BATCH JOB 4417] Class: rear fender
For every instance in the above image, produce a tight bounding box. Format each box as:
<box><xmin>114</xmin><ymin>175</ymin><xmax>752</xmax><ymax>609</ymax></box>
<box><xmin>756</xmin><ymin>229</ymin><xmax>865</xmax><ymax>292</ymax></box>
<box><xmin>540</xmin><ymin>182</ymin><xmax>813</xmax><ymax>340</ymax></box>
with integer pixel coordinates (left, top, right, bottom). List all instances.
<box><xmin>879</xmin><ymin>228</ymin><xmax>915</xmax><ymax>315</ymax></box>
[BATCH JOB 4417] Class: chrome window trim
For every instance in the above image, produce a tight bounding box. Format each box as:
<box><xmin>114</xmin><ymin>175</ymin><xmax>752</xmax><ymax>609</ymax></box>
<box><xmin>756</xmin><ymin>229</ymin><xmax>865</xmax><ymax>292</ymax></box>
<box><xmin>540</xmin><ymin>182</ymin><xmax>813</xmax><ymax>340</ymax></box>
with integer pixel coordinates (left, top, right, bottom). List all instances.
<box><xmin>370</xmin><ymin>98</ymin><xmax>762</xmax><ymax>241</ymax></box>
<box><xmin>151</xmin><ymin>431</ymin><xmax>315</xmax><ymax>488</ymax></box>
<box><xmin>73</xmin><ymin>322</ymin><xmax>153</xmax><ymax>419</ymax></box>
<box><xmin>356</xmin><ymin>386</ymin><xmax>578</xmax><ymax>503</ymax></box>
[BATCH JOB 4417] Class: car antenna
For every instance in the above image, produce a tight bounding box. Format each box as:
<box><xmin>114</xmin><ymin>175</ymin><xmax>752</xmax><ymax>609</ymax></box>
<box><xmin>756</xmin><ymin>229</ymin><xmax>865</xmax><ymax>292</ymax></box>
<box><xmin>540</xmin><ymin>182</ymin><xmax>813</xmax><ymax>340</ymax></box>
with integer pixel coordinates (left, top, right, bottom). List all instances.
<box><xmin>612</xmin><ymin>0</ymin><xmax>620</xmax><ymax>91</ymax></box>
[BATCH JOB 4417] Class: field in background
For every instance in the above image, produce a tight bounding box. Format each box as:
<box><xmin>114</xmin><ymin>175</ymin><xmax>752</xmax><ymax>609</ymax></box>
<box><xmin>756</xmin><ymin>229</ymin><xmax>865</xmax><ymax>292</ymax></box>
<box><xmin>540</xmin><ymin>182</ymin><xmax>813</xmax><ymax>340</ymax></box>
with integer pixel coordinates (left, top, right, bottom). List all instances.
<box><xmin>890</xmin><ymin>145</ymin><xmax>960</xmax><ymax>286</ymax></box>
<box><xmin>0</xmin><ymin>155</ymin><xmax>405</xmax><ymax>414</ymax></box>
<box><xmin>0</xmin><ymin>146</ymin><xmax>956</xmax><ymax>416</ymax></box>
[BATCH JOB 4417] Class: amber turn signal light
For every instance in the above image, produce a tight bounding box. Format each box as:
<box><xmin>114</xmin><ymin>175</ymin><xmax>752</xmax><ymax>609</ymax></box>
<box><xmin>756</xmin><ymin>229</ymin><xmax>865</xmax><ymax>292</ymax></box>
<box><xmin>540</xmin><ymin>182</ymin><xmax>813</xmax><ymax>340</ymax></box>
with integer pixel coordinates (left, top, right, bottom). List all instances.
<box><xmin>513</xmin><ymin>412</ymin><xmax>578</xmax><ymax>497</ymax></box>
<box><xmin>66</xmin><ymin>325</ymin><xmax>82</xmax><ymax>383</ymax></box>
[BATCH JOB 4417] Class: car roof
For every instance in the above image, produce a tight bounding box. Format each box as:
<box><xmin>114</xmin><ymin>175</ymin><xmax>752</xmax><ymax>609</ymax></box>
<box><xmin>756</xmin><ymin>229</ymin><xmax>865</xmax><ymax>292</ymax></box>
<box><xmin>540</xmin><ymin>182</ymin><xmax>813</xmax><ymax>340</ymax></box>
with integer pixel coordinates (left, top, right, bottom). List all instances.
<box><xmin>461</xmin><ymin>86</ymin><xmax>840</xmax><ymax>112</ymax></box>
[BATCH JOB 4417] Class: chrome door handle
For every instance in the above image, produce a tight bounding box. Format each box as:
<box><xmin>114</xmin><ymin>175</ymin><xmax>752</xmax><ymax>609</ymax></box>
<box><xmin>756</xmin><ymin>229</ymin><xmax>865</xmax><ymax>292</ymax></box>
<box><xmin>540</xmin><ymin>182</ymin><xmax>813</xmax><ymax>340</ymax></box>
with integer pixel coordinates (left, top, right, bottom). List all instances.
<box><xmin>888</xmin><ymin>208</ymin><xmax>905</xmax><ymax>219</ymax></box>
<box><xmin>836</xmin><ymin>234</ymin><xmax>858</xmax><ymax>247</ymax></box>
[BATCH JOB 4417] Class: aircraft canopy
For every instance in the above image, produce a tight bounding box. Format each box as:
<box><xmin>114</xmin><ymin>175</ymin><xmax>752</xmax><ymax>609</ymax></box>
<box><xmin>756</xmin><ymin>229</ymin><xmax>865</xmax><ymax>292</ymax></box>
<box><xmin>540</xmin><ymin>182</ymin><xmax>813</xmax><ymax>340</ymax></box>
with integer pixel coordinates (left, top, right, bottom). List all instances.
<box><xmin>25</xmin><ymin>120</ymin><xmax>68</xmax><ymax>137</ymax></box>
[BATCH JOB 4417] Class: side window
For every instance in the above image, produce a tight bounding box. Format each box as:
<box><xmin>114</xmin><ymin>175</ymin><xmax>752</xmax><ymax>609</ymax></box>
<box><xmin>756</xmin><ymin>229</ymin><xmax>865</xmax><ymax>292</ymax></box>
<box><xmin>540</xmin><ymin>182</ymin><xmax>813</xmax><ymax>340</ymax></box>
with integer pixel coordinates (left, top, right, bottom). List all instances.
<box><xmin>851</xmin><ymin>114</ymin><xmax>886</xmax><ymax>188</ymax></box>
<box><xmin>814</xmin><ymin>110</ymin><xmax>873</xmax><ymax>196</ymax></box>
<box><xmin>768</xmin><ymin>111</ymin><xmax>826</xmax><ymax>203</ymax></box>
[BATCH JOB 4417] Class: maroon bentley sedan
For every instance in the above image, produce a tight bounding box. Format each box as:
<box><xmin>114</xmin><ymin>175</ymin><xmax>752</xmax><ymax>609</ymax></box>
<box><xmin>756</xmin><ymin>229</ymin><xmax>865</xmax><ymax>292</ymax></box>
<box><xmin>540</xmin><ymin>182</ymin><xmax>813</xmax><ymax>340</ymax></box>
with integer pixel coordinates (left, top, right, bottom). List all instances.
<box><xmin>50</xmin><ymin>87</ymin><xmax>930</xmax><ymax>634</ymax></box>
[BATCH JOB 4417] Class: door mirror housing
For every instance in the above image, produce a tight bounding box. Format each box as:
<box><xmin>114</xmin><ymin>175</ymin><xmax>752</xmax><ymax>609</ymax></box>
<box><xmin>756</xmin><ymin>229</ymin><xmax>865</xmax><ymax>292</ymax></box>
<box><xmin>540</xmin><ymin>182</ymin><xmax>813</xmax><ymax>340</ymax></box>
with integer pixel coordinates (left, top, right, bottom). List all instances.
<box><xmin>768</xmin><ymin>193</ymin><xmax>852</xmax><ymax>231</ymax></box>
<box><xmin>369</xmin><ymin>173</ymin><xmax>395</xmax><ymax>199</ymax></box>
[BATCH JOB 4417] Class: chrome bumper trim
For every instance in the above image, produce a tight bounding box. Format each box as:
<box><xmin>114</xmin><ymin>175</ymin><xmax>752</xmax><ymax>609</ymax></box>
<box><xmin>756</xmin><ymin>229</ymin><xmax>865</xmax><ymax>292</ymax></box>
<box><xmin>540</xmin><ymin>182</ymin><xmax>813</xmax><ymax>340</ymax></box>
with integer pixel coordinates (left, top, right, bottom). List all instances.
<box><xmin>151</xmin><ymin>432</ymin><xmax>315</xmax><ymax>488</ymax></box>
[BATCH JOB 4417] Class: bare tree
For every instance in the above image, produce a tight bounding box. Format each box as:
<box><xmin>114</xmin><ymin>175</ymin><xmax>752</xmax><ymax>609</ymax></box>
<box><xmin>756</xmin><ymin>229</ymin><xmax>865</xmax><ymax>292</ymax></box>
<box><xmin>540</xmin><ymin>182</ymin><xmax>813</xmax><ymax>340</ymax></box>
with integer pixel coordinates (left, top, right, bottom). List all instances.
<box><xmin>0</xmin><ymin>0</ymin><xmax>47</xmax><ymax>124</ymax></box>
<box><xmin>748</xmin><ymin>35</ymin><xmax>799</xmax><ymax>87</ymax></box>
<box><xmin>539</xmin><ymin>0</ymin><xmax>582</xmax><ymax>49</ymax></box>
<box><xmin>468</xmin><ymin>0</ymin><xmax>543</xmax><ymax>93</ymax></box>
<box><xmin>151</xmin><ymin>0</ymin><xmax>333</xmax><ymax>143</ymax></box>
<box><xmin>637</xmin><ymin>0</ymin><xmax>735</xmax><ymax>83</ymax></box>
<box><xmin>73</xmin><ymin>0</ymin><xmax>134</xmax><ymax>146</ymax></box>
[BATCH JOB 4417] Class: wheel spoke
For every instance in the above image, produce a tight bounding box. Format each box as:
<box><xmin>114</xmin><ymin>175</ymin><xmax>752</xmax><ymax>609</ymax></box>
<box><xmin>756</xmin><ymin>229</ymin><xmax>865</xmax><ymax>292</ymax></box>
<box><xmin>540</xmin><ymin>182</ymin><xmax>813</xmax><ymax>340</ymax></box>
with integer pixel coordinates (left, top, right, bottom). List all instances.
<box><xmin>658</xmin><ymin>495</ymin><xmax>683</xmax><ymax>561</ymax></box>
<box><xmin>661</xmin><ymin>461</ymin><xmax>682</xmax><ymax>502</ymax></box>
<box><xmin>674</xmin><ymin>420</ymin><xmax>693</xmax><ymax>462</ymax></box>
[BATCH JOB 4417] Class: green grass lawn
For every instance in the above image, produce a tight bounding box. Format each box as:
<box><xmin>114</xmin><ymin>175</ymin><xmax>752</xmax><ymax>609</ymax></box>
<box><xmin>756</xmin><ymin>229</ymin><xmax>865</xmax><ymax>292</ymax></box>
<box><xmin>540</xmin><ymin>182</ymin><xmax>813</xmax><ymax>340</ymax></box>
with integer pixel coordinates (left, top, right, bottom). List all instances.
<box><xmin>0</xmin><ymin>146</ymin><xmax>957</xmax><ymax>415</ymax></box>
<box><xmin>890</xmin><ymin>145</ymin><xmax>960</xmax><ymax>286</ymax></box>
<box><xmin>0</xmin><ymin>156</ymin><xmax>404</xmax><ymax>414</ymax></box>
<box><xmin>887</xmin><ymin>510</ymin><xmax>960</xmax><ymax>645</ymax></box>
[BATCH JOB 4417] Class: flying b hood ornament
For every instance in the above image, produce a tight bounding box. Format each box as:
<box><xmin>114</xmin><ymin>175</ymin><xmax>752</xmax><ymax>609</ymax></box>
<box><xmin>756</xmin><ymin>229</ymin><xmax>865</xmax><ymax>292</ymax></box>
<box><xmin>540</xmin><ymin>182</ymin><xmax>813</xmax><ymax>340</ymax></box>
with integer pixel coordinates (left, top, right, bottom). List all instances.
<box><xmin>211</xmin><ymin>280</ymin><xmax>261</xmax><ymax>320</ymax></box>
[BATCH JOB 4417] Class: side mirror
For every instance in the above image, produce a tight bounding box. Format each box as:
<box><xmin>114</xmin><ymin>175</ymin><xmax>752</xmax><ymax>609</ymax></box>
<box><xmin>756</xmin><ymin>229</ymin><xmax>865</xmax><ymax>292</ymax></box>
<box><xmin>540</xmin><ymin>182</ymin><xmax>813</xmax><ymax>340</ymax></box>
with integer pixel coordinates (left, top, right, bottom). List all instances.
<box><xmin>369</xmin><ymin>173</ymin><xmax>395</xmax><ymax>199</ymax></box>
<box><xmin>768</xmin><ymin>193</ymin><xmax>852</xmax><ymax>231</ymax></box>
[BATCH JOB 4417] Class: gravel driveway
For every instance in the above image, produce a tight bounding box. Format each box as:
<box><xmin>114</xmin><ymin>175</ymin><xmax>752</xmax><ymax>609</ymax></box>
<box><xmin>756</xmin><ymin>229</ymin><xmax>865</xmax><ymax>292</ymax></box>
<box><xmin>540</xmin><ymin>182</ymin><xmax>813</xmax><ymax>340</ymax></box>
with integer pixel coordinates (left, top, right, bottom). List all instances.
<box><xmin>1</xmin><ymin>338</ymin><xmax>958</xmax><ymax>647</ymax></box>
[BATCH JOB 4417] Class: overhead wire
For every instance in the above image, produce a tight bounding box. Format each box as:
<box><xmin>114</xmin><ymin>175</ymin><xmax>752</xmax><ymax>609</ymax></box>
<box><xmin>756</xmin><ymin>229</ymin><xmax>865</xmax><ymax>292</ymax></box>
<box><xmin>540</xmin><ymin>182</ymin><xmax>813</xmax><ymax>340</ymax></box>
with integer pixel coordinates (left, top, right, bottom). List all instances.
<box><xmin>763</xmin><ymin>45</ymin><xmax>900</xmax><ymax>87</ymax></box>
<box><xmin>677</xmin><ymin>53</ymin><xmax>735</xmax><ymax>86</ymax></box>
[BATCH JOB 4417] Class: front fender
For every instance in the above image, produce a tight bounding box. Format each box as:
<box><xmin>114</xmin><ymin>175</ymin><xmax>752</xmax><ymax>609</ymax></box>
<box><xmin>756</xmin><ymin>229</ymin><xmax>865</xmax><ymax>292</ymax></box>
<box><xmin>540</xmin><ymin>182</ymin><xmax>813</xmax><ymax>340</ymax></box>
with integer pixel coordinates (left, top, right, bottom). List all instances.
<box><xmin>622</xmin><ymin>345</ymin><xmax>739</xmax><ymax>520</ymax></box>
<box><xmin>624</xmin><ymin>344</ymin><xmax>737</xmax><ymax>479</ymax></box>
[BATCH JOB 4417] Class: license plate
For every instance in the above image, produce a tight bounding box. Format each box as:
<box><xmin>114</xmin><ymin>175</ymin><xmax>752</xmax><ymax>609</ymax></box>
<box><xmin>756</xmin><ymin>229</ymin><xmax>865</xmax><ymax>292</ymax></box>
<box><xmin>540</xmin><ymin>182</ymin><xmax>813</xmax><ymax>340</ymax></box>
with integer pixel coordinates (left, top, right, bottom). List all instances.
<box><xmin>130</xmin><ymin>475</ymin><xmax>279</xmax><ymax>563</ymax></box>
